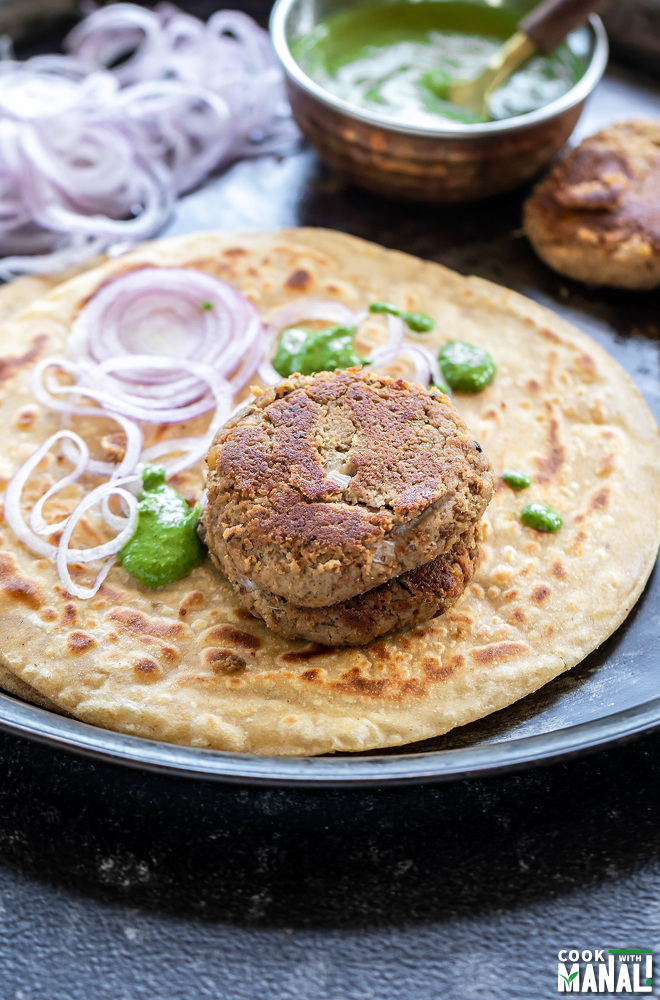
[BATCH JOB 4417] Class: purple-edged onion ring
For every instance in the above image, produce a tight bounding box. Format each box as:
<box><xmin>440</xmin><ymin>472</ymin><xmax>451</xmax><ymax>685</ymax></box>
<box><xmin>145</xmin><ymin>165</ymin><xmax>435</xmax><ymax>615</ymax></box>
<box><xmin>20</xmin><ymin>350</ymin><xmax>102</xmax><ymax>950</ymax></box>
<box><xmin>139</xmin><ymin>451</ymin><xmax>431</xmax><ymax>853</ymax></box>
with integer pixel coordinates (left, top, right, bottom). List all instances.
<box><xmin>4</xmin><ymin>430</ymin><xmax>139</xmax><ymax>600</ymax></box>
<box><xmin>367</xmin><ymin>343</ymin><xmax>444</xmax><ymax>388</ymax></box>
<box><xmin>56</xmin><ymin>478</ymin><xmax>139</xmax><ymax>600</ymax></box>
<box><xmin>68</xmin><ymin>267</ymin><xmax>264</xmax><ymax>401</ymax></box>
<box><xmin>264</xmin><ymin>300</ymin><xmax>358</xmax><ymax>340</ymax></box>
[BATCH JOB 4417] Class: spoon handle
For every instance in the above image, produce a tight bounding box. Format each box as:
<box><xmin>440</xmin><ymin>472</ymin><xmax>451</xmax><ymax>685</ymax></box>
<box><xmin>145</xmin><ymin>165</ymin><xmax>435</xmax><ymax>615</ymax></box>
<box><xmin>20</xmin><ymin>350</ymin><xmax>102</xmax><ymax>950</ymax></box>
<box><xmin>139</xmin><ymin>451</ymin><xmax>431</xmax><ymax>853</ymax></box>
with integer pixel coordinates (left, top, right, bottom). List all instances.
<box><xmin>520</xmin><ymin>0</ymin><xmax>610</xmax><ymax>52</ymax></box>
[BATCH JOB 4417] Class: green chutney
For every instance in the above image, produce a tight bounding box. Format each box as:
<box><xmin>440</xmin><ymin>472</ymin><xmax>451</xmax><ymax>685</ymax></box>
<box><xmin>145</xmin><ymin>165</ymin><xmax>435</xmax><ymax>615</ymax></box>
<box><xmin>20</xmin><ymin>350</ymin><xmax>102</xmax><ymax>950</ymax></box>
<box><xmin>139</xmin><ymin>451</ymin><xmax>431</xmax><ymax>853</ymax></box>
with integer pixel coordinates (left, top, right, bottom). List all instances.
<box><xmin>294</xmin><ymin>1</ymin><xmax>585</xmax><ymax>126</ymax></box>
<box><xmin>520</xmin><ymin>501</ymin><xmax>563</xmax><ymax>533</ymax></box>
<box><xmin>273</xmin><ymin>325</ymin><xmax>365</xmax><ymax>378</ymax></box>
<box><xmin>369</xmin><ymin>302</ymin><xmax>435</xmax><ymax>333</ymax></box>
<box><xmin>118</xmin><ymin>466</ymin><xmax>206</xmax><ymax>588</ymax></box>
<box><xmin>438</xmin><ymin>340</ymin><xmax>496</xmax><ymax>392</ymax></box>
<box><xmin>502</xmin><ymin>469</ymin><xmax>532</xmax><ymax>491</ymax></box>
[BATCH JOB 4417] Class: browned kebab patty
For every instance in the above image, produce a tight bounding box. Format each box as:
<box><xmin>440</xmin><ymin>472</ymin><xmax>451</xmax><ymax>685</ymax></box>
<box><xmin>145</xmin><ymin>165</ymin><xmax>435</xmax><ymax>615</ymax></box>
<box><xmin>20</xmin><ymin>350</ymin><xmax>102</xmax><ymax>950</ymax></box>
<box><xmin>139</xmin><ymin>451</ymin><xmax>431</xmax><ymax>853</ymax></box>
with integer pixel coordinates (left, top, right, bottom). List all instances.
<box><xmin>225</xmin><ymin>523</ymin><xmax>481</xmax><ymax>646</ymax></box>
<box><xmin>204</xmin><ymin>368</ymin><xmax>493</xmax><ymax>609</ymax></box>
<box><xmin>523</xmin><ymin>121</ymin><xmax>660</xmax><ymax>290</ymax></box>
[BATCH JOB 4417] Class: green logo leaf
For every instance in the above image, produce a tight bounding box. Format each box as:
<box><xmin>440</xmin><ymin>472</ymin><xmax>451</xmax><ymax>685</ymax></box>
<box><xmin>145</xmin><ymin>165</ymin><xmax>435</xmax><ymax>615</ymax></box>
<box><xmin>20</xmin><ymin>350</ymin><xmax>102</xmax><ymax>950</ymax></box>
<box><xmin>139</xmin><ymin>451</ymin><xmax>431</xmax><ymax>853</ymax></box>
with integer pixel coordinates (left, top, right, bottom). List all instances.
<box><xmin>569</xmin><ymin>972</ymin><xmax>578</xmax><ymax>983</ymax></box>
<box><xmin>559</xmin><ymin>972</ymin><xmax>578</xmax><ymax>987</ymax></box>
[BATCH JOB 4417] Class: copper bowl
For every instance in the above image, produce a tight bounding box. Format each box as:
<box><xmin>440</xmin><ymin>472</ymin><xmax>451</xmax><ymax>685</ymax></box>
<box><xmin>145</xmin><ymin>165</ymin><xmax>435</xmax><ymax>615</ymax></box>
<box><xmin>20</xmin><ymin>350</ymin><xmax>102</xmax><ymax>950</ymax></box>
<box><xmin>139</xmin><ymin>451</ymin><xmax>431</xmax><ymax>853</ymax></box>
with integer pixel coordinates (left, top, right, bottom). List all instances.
<box><xmin>270</xmin><ymin>0</ymin><xmax>609</xmax><ymax>203</ymax></box>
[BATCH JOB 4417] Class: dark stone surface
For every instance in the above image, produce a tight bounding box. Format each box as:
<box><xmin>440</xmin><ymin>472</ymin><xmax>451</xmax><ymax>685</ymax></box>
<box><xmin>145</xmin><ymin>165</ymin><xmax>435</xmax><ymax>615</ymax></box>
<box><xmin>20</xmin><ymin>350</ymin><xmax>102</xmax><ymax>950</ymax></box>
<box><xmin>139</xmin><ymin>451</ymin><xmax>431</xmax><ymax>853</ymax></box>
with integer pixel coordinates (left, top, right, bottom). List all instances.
<box><xmin>3</xmin><ymin>5</ymin><xmax>660</xmax><ymax>998</ymax></box>
<box><xmin>1</xmin><ymin>727</ymin><xmax>660</xmax><ymax>998</ymax></box>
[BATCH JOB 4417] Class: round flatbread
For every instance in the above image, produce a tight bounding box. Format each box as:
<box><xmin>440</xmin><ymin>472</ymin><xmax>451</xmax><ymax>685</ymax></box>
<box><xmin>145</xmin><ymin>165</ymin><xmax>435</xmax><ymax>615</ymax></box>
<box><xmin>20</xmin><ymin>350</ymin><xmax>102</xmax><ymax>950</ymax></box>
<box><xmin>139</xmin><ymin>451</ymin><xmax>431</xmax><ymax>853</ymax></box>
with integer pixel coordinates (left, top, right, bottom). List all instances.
<box><xmin>0</xmin><ymin>228</ymin><xmax>657</xmax><ymax>756</ymax></box>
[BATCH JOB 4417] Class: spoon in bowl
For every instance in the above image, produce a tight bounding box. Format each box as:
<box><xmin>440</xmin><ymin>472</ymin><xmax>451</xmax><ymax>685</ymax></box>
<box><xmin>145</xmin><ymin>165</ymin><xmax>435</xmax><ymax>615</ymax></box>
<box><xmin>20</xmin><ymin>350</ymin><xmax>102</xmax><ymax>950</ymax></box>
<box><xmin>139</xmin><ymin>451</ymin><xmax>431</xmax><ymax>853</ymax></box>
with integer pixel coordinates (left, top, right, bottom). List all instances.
<box><xmin>444</xmin><ymin>0</ymin><xmax>611</xmax><ymax>121</ymax></box>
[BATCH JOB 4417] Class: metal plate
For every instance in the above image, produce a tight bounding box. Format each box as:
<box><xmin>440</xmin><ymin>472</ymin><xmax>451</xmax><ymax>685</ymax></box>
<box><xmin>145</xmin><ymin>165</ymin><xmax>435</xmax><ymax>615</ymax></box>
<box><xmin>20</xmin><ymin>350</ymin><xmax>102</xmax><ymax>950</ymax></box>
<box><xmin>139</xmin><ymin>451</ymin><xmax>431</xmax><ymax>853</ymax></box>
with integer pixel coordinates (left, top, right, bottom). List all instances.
<box><xmin>1</xmin><ymin>69</ymin><xmax>659</xmax><ymax>785</ymax></box>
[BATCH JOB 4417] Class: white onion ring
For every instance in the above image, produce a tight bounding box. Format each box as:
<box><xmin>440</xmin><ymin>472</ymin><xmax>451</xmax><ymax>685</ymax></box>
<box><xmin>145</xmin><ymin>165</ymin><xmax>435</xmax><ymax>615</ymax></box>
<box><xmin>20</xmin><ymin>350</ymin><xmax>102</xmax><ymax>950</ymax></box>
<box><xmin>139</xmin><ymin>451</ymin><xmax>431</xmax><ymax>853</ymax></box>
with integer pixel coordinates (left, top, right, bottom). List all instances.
<box><xmin>59</xmin><ymin>479</ymin><xmax>139</xmax><ymax>564</ymax></box>
<box><xmin>34</xmin><ymin>355</ymin><xmax>233</xmax><ymax>477</ymax></box>
<box><xmin>68</xmin><ymin>267</ymin><xmax>264</xmax><ymax>402</ymax></box>
<box><xmin>3</xmin><ymin>432</ymin><xmax>138</xmax><ymax>594</ymax></box>
<box><xmin>101</xmin><ymin>490</ymin><xmax>135</xmax><ymax>533</ymax></box>
<box><xmin>367</xmin><ymin>344</ymin><xmax>439</xmax><ymax>386</ymax></box>
<box><xmin>139</xmin><ymin>375</ymin><xmax>233</xmax><ymax>476</ymax></box>
<box><xmin>29</xmin><ymin>434</ymin><xmax>90</xmax><ymax>537</ymax></box>
<box><xmin>262</xmin><ymin>298</ymin><xmax>364</xmax><ymax>383</ymax></box>
<box><xmin>263</xmin><ymin>299</ymin><xmax>409</xmax><ymax>382</ymax></box>
<box><xmin>58</xmin><ymin>407</ymin><xmax>144</xmax><ymax>479</ymax></box>
<box><xmin>257</xmin><ymin>357</ymin><xmax>282</xmax><ymax>386</ymax></box>
<box><xmin>56</xmin><ymin>479</ymin><xmax>139</xmax><ymax>600</ymax></box>
<box><xmin>34</xmin><ymin>355</ymin><xmax>226</xmax><ymax>426</ymax></box>
<box><xmin>66</xmin><ymin>4</ymin><xmax>163</xmax><ymax>87</ymax></box>
<box><xmin>384</xmin><ymin>313</ymin><xmax>406</xmax><ymax>351</ymax></box>
<box><xmin>4</xmin><ymin>431</ymin><xmax>87</xmax><ymax>558</ymax></box>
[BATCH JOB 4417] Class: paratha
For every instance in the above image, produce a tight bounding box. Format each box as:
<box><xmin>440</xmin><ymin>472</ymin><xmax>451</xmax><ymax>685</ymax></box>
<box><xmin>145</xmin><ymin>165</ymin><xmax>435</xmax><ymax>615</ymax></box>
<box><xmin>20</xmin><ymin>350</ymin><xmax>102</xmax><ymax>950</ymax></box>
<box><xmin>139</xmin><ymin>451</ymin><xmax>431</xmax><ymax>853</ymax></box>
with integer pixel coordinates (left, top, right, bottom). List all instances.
<box><xmin>0</xmin><ymin>272</ymin><xmax>89</xmax><ymax>715</ymax></box>
<box><xmin>0</xmin><ymin>228</ymin><xmax>657</xmax><ymax>756</ymax></box>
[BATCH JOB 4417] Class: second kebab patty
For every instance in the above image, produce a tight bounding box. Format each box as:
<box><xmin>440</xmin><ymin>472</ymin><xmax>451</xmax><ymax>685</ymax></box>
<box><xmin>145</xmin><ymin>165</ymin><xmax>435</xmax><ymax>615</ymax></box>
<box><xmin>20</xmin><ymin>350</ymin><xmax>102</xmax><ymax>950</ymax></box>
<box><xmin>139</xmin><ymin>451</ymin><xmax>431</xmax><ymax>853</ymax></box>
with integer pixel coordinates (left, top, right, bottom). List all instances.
<box><xmin>224</xmin><ymin>524</ymin><xmax>482</xmax><ymax>646</ymax></box>
<box><xmin>205</xmin><ymin>369</ymin><xmax>493</xmax><ymax>608</ymax></box>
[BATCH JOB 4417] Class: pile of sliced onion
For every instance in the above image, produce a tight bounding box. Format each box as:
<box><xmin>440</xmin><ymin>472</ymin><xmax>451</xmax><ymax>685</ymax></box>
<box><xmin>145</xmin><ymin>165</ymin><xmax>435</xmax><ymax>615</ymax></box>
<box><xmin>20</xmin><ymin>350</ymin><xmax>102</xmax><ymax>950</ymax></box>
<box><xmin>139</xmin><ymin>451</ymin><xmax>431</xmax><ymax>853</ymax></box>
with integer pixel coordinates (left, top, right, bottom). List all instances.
<box><xmin>4</xmin><ymin>268</ymin><xmax>257</xmax><ymax>598</ymax></box>
<box><xmin>0</xmin><ymin>4</ymin><xmax>299</xmax><ymax>277</ymax></box>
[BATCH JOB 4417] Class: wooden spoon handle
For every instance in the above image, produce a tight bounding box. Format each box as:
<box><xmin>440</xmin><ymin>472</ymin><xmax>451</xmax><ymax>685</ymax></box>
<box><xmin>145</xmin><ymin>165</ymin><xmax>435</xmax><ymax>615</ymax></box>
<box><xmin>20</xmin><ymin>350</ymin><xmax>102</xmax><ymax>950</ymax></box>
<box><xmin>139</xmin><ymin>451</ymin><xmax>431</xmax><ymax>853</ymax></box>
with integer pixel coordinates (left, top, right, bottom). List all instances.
<box><xmin>520</xmin><ymin>0</ymin><xmax>611</xmax><ymax>52</ymax></box>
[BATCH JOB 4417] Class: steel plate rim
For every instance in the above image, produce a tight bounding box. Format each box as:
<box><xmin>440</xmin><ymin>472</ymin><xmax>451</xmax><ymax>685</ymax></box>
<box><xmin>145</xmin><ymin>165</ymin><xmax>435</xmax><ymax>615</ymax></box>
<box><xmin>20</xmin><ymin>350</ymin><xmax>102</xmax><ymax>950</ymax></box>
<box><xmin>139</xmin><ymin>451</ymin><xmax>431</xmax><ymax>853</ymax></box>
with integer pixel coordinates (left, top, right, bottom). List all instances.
<box><xmin>1</xmin><ymin>690</ymin><xmax>660</xmax><ymax>786</ymax></box>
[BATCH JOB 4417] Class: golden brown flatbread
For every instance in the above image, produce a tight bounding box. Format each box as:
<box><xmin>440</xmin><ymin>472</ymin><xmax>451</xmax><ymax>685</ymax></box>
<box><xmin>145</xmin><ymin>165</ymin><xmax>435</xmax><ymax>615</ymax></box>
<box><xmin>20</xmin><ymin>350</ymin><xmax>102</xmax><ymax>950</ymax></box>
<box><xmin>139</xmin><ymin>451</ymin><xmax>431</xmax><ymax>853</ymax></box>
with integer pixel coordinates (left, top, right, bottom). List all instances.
<box><xmin>0</xmin><ymin>228</ymin><xmax>657</xmax><ymax>755</ymax></box>
<box><xmin>0</xmin><ymin>271</ymin><xmax>92</xmax><ymax>716</ymax></box>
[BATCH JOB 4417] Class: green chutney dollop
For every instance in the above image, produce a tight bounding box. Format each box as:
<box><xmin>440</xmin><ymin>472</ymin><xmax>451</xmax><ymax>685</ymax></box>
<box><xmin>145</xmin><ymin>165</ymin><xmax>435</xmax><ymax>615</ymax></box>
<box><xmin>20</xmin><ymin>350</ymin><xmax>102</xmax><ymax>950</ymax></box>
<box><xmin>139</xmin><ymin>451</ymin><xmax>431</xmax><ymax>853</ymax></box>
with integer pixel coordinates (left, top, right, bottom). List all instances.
<box><xmin>438</xmin><ymin>340</ymin><xmax>496</xmax><ymax>392</ymax></box>
<box><xmin>293</xmin><ymin>1</ymin><xmax>585</xmax><ymax>126</ymax></box>
<box><xmin>502</xmin><ymin>469</ymin><xmax>532</xmax><ymax>491</ymax></box>
<box><xmin>273</xmin><ymin>325</ymin><xmax>365</xmax><ymax>378</ymax></box>
<box><xmin>369</xmin><ymin>302</ymin><xmax>435</xmax><ymax>333</ymax></box>
<box><xmin>118</xmin><ymin>466</ymin><xmax>205</xmax><ymax>588</ymax></box>
<box><xmin>520</xmin><ymin>502</ymin><xmax>563</xmax><ymax>533</ymax></box>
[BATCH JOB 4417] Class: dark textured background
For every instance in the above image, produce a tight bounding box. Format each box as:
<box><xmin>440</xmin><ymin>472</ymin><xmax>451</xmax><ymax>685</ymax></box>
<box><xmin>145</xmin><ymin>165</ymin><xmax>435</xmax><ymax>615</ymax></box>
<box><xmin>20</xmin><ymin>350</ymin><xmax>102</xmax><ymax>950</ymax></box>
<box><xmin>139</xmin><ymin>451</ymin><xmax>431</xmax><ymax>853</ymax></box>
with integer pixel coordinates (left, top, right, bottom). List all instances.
<box><xmin>1</xmin><ymin>728</ymin><xmax>660</xmax><ymax>998</ymax></box>
<box><xmin>2</xmin><ymin>2</ymin><xmax>660</xmax><ymax>997</ymax></box>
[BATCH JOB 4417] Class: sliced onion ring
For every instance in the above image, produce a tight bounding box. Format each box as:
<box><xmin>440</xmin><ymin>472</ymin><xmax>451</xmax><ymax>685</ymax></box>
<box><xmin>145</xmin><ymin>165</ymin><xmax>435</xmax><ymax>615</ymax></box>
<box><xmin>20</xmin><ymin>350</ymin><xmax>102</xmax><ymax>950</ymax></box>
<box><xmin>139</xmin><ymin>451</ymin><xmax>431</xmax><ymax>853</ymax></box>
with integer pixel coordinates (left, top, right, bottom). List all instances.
<box><xmin>3</xmin><ymin>432</ymin><xmax>139</xmax><ymax>596</ymax></box>
<box><xmin>257</xmin><ymin>357</ymin><xmax>282</xmax><ymax>386</ymax></box>
<box><xmin>68</xmin><ymin>267</ymin><xmax>264</xmax><ymax>401</ymax></box>
<box><xmin>34</xmin><ymin>355</ymin><xmax>221</xmax><ymax>425</ymax></box>
<box><xmin>4</xmin><ymin>431</ymin><xmax>87</xmax><ymax>558</ymax></box>
<box><xmin>265</xmin><ymin>299</ymin><xmax>358</xmax><ymax>342</ymax></box>
<box><xmin>139</xmin><ymin>369</ymin><xmax>233</xmax><ymax>476</ymax></box>
<box><xmin>29</xmin><ymin>433</ymin><xmax>90</xmax><ymax>537</ymax></box>
<box><xmin>262</xmin><ymin>299</ymin><xmax>407</xmax><ymax>381</ymax></box>
<box><xmin>367</xmin><ymin>344</ymin><xmax>441</xmax><ymax>387</ymax></box>
<box><xmin>56</xmin><ymin>478</ymin><xmax>139</xmax><ymax>600</ymax></box>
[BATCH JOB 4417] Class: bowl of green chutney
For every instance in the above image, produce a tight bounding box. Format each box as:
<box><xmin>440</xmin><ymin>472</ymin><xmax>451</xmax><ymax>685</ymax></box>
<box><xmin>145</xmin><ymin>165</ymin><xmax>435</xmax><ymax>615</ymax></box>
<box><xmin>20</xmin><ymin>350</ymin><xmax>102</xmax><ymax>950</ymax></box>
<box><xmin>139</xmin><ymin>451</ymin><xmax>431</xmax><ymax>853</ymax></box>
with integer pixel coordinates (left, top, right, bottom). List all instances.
<box><xmin>270</xmin><ymin>0</ymin><xmax>608</xmax><ymax>203</ymax></box>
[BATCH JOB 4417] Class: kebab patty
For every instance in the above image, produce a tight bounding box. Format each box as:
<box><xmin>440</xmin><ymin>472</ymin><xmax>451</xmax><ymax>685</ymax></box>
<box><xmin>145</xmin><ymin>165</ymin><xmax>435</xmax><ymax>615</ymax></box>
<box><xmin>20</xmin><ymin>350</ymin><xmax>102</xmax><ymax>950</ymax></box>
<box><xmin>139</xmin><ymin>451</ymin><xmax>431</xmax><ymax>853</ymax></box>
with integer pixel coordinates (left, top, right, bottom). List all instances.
<box><xmin>226</xmin><ymin>524</ymin><xmax>481</xmax><ymax>646</ymax></box>
<box><xmin>524</xmin><ymin>121</ymin><xmax>660</xmax><ymax>290</ymax></box>
<box><xmin>204</xmin><ymin>368</ymin><xmax>493</xmax><ymax>608</ymax></box>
